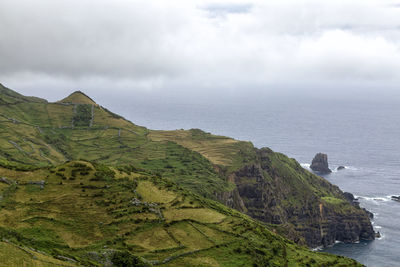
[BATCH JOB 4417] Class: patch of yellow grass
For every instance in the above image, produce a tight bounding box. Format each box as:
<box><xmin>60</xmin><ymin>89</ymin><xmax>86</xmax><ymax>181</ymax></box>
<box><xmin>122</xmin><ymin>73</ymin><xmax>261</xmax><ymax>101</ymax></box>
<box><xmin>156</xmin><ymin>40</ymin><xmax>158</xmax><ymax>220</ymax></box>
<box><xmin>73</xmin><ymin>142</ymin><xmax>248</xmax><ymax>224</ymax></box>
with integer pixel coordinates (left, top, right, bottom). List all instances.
<box><xmin>165</xmin><ymin>256</ymin><xmax>221</xmax><ymax>267</ymax></box>
<box><xmin>55</xmin><ymin>228</ymin><xmax>93</xmax><ymax>248</ymax></box>
<box><xmin>0</xmin><ymin>208</ymin><xmax>30</xmax><ymax>228</ymax></box>
<box><xmin>0</xmin><ymin>182</ymin><xmax>8</xmax><ymax>190</ymax></box>
<box><xmin>193</xmin><ymin>223</ymin><xmax>234</xmax><ymax>244</ymax></box>
<box><xmin>136</xmin><ymin>181</ymin><xmax>176</xmax><ymax>203</ymax></box>
<box><xmin>148</xmin><ymin>130</ymin><xmax>240</xmax><ymax>166</ymax></box>
<box><xmin>127</xmin><ymin>226</ymin><xmax>178</xmax><ymax>251</ymax></box>
<box><xmin>321</xmin><ymin>196</ymin><xmax>346</xmax><ymax>205</ymax></box>
<box><xmin>0</xmin><ymin>241</ymin><xmax>75</xmax><ymax>266</ymax></box>
<box><xmin>0</xmin><ymin>167</ymin><xmax>37</xmax><ymax>181</ymax></box>
<box><xmin>111</xmin><ymin>168</ymin><xmax>142</xmax><ymax>180</ymax></box>
<box><xmin>133</xmin><ymin>213</ymin><xmax>159</xmax><ymax>220</ymax></box>
<box><xmin>168</xmin><ymin>222</ymin><xmax>213</xmax><ymax>250</ymax></box>
<box><xmin>163</xmin><ymin>208</ymin><xmax>225</xmax><ymax>223</ymax></box>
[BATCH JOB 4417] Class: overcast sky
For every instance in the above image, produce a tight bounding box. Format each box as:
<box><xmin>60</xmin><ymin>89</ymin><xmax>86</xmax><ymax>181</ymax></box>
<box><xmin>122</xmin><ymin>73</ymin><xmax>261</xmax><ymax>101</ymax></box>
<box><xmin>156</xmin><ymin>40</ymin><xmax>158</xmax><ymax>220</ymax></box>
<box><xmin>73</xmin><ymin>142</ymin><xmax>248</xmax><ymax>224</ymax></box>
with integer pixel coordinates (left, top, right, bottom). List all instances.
<box><xmin>1</xmin><ymin>0</ymin><xmax>400</xmax><ymax>103</ymax></box>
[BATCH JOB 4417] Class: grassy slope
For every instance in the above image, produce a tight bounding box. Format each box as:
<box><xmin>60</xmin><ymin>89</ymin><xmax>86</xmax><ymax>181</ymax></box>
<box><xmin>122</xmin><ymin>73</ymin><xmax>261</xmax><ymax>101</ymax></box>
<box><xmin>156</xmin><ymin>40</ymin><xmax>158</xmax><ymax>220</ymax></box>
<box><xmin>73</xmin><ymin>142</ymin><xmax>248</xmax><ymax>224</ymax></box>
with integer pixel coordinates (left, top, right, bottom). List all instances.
<box><xmin>0</xmin><ymin>241</ymin><xmax>75</xmax><ymax>266</ymax></box>
<box><xmin>0</xmin><ymin>85</ymin><xmax>368</xmax><ymax>265</ymax></box>
<box><xmin>0</xmin><ymin>83</ymin><xmax>47</xmax><ymax>105</ymax></box>
<box><xmin>0</xmin><ymin>86</ymin><xmax>231</xmax><ymax>199</ymax></box>
<box><xmin>148</xmin><ymin>128</ymin><xmax>355</xmax><ymax>208</ymax></box>
<box><xmin>0</xmin><ymin>161</ymin><xmax>361</xmax><ymax>266</ymax></box>
<box><xmin>149</xmin><ymin>129</ymin><xmax>255</xmax><ymax>169</ymax></box>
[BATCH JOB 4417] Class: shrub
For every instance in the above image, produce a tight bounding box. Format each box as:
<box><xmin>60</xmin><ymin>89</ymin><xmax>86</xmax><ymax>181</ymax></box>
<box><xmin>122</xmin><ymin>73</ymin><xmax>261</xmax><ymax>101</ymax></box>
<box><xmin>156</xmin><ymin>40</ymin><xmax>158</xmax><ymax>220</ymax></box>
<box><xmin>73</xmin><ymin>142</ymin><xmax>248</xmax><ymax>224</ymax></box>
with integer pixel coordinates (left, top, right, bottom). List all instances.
<box><xmin>111</xmin><ymin>251</ymin><xmax>149</xmax><ymax>267</ymax></box>
<box><xmin>73</xmin><ymin>104</ymin><xmax>92</xmax><ymax>127</ymax></box>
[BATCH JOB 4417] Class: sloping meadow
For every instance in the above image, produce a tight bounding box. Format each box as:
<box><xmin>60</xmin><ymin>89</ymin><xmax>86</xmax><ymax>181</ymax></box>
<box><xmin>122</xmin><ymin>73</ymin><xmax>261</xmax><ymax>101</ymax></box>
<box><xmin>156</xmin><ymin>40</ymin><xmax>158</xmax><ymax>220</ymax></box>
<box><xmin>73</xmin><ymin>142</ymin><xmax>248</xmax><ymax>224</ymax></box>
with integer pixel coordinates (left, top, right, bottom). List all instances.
<box><xmin>0</xmin><ymin>161</ymin><xmax>361</xmax><ymax>266</ymax></box>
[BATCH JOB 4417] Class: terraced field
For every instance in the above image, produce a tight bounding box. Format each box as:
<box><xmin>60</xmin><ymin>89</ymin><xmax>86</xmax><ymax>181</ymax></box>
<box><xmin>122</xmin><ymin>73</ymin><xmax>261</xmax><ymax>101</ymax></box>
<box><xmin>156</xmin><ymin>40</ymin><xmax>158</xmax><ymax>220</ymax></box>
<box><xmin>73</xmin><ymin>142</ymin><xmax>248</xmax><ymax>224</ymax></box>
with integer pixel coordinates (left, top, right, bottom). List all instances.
<box><xmin>0</xmin><ymin>161</ymin><xmax>361</xmax><ymax>266</ymax></box>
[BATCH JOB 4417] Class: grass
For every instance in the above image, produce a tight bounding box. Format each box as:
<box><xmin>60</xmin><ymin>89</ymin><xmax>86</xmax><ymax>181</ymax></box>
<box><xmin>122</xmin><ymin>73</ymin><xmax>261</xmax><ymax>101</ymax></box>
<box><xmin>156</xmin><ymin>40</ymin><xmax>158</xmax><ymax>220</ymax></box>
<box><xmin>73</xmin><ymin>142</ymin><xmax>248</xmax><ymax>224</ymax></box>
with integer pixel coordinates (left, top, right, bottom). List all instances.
<box><xmin>59</xmin><ymin>91</ymin><xmax>96</xmax><ymax>105</ymax></box>
<box><xmin>136</xmin><ymin>181</ymin><xmax>177</xmax><ymax>203</ymax></box>
<box><xmin>163</xmin><ymin>208</ymin><xmax>226</xmax><ymax>224</ymax></box>
<box><xmin>0</xmin><ymin>161</ymin><xmax>362</xmax><ymax>266</ymax></box>
<box><xmin>148</xmin><ymin>129</ymin><xmax>256</xmax><ymax>170</ymax></box>
<box><xmin>0</xmin><ymin>241</ymin><xmax>75</xmax><ymax>266</ymax></box>
<box><xmin>127</xmin><ymin>226</ymin><xmax>178</xmax><ymax>251</ymax></box>
<box><xmin>321</xmin><ymin>196</ymin><xmax>346</xmax><ymax>205</ymax></box>
<box><xmin>168</xmin><ymin>221</ymin><xmax>214</xmax><ymax>250</ymax></box>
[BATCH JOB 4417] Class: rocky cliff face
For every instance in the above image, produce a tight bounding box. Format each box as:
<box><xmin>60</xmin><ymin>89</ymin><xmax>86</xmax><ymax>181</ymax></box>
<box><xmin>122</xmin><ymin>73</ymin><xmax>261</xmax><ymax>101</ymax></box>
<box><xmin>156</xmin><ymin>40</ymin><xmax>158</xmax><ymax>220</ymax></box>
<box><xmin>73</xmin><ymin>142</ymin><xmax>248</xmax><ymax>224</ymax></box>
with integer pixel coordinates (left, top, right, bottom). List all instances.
<box><xmin>220</xmin><ymin>148</ymin><xmax>374</xmax><ymax>247</ymax></box>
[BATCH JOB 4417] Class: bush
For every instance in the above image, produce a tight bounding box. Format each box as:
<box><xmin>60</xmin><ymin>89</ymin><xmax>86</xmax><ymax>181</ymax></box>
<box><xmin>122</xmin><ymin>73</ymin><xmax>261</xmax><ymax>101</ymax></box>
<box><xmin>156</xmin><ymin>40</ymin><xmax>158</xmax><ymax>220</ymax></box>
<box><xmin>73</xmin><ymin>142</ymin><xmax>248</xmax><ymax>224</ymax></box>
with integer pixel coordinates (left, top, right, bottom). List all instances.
<box><xmin>111</xmin><ymin>251</ymin><xmax>149</xmax><ymax>267</ymax></box>
<box><xmin>73</xmin><ymin>104</ymin><xmax>92</xmax><ymax>127</ymax></box>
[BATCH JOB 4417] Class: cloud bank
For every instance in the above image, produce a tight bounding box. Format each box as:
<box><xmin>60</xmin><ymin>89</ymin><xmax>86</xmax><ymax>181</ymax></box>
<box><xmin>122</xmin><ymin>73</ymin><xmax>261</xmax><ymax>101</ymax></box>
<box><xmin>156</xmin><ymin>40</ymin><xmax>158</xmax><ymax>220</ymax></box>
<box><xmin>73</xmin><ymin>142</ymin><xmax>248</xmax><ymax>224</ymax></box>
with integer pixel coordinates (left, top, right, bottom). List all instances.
<box><xmin>1</xmin><ymin>0</ymin><xmax>400</xmax><ymax>101</ymax></box>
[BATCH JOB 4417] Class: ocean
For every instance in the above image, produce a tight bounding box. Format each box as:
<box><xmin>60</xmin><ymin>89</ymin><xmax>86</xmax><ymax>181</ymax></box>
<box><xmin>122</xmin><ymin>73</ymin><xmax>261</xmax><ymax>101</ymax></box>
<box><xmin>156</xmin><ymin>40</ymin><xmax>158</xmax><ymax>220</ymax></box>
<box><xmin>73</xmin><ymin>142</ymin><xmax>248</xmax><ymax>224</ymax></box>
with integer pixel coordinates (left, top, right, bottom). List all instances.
<box><xmin>110</xmin><ymin>96</ymin><xmax>400</xmax><ymax>267</ymax></box>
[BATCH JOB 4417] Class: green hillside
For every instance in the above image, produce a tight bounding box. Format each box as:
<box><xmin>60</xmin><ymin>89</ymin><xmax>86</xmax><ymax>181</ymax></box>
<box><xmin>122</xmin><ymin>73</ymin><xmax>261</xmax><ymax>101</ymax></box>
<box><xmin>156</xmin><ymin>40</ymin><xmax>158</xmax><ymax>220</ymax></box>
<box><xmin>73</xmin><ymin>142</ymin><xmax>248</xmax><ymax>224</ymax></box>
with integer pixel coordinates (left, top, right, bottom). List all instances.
<box><xmin>0</xmin><ymin>83</ymin><xmax>373</xmax><ymax>265</ymax></box>
<box><xmin>0</xmin><ymin>83</ymin><xmax>47</xmax><ymax>105</ymax></box>
<box><xmin>0</xmin><ymin>161</ymin><xmax>361</xmax><ymax>266</ymax></box>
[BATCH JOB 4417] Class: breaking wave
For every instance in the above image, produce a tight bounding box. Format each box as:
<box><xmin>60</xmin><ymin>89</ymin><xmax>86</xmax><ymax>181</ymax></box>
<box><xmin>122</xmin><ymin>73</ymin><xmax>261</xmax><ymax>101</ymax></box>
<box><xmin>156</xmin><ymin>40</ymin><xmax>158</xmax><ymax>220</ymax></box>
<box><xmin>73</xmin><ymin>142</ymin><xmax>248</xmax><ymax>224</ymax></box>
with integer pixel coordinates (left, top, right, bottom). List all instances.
<box><xmin>355</xmin><ymin>195</ymin><xmax>393</xmax><ymax>203</ymax></box>
<box><xmin>300</xmin><ymin>163</ymin><xmax>359</xmax><ymax>172</ymax></box>
<box><xmin>300</xmin><ymin>163</ymin><xmax>310</xmax><ymax>169</ymax></box>
<box><xmin>311</xmin><ymin>246</ymin><xmax>323</xmax><ymax>251</ymax></box>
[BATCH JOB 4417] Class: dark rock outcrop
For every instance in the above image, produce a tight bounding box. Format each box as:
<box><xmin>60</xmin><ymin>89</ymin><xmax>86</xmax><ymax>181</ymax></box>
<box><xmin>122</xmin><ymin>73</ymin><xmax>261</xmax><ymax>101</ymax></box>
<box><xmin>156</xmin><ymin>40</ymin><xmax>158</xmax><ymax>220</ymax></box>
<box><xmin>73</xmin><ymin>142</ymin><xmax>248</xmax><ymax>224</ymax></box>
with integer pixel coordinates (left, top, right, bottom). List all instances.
<box><xmin>219</xmin><ymin>148</ymin><xmax>374</xmax><ymax>248</ymax></box>
<box><xmin>343</xmin><ymin>192</ymin><xmax>356</xmax><ymax>202</ymax></box>
<box><xmin>391</xmin><ymin>196</ymin><xmax>400</xmax><ymax>202</ymax></box>
<box><xmin>310</xmin><ymin>153</ymin><xmax>332</xmax><ymax>174</ymax></box>
<box><xmin>27</xmin><ymin>180</ymin><xmax>45</xmax><ymax>189</ymax></box>
<box><xmin>337</xmin><ymin>166</ymin><xmax>346</xmax><ymax>171</ymax></box>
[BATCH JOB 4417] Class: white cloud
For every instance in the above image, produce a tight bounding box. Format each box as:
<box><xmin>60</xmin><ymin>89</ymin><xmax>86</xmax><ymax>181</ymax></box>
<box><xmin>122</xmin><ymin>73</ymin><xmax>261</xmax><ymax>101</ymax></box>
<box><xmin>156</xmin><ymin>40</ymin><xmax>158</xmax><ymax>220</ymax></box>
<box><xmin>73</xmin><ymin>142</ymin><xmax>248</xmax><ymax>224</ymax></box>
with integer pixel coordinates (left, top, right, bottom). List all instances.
<box><xmin>295</xmin><ymin>30</ymin><xmax>400</xmax><ymax>81</ymax></box>
<box><xmin>1</xmin><ymin>0</ymin><xmax>400</xmax><ymax>99</ymax></box>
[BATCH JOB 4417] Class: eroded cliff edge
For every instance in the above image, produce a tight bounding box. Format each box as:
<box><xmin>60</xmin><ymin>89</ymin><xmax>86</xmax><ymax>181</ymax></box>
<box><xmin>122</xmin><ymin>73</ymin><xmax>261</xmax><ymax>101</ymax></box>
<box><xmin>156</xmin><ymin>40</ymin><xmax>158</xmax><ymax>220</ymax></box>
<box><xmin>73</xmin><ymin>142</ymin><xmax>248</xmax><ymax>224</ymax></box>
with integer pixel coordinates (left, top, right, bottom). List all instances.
<box><xmin>218</xmin><ymin>147</ymin><xmax>374</xmax><ymax>247</ymax></box>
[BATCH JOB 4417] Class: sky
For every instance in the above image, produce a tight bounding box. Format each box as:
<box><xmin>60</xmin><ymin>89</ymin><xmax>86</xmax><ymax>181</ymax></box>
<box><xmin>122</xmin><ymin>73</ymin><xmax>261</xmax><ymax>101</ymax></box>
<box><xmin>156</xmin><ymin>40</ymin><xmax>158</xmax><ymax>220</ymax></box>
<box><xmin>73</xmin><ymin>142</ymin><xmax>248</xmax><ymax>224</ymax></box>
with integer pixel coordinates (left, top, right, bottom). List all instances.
<box><xmin>1</xmin><ymin>0</ymin><xmax>400</xmax><ymax>104</ymax></box>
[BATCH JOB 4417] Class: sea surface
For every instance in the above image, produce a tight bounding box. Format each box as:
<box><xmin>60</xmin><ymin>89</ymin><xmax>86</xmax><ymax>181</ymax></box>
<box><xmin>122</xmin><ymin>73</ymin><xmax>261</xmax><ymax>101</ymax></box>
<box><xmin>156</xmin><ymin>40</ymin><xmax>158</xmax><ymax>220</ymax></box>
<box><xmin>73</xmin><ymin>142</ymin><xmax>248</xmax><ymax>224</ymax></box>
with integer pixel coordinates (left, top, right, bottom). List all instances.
<box><xmin>112</xmin><ymin>97</ymin><xmax>400</xmax><ymax>267</ymax></box>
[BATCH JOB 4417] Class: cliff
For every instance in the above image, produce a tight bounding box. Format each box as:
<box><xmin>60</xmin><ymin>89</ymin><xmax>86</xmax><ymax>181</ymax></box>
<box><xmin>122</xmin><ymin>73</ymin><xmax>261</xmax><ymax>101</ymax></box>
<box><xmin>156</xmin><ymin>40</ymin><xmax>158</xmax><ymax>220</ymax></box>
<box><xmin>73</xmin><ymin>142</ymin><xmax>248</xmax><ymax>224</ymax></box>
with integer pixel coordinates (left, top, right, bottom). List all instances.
<box><xmin>224</xmin><ymin>148</ymin><xmax>374</xmax><ymax>247</ymax></box>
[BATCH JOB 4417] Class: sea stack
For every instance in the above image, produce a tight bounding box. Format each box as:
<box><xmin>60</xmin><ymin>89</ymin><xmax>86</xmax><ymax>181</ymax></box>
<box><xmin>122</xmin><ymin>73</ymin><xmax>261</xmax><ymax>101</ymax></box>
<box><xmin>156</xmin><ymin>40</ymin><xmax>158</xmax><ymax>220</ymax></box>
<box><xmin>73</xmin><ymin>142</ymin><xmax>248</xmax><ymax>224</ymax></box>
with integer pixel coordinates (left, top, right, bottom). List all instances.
<box><xmin>310</xmin><ymin>153</ymin><xmax>332</xmax><ymax>174</ymax></box>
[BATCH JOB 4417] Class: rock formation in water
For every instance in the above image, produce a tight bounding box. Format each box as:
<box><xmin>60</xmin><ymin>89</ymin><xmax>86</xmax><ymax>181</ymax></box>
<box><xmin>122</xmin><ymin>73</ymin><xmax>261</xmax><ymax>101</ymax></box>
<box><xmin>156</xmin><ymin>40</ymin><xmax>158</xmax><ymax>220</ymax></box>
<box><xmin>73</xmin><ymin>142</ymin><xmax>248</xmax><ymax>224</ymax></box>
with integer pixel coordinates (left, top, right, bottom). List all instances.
<box><xmin>310</xmin><ymin>153</ymin><xmax>332</xmax><ymax>174</ymax></box>
<box><xmin>337</xmin><ymin>166</ymin><xmax>346</xmax><ymax>171</ymax></box>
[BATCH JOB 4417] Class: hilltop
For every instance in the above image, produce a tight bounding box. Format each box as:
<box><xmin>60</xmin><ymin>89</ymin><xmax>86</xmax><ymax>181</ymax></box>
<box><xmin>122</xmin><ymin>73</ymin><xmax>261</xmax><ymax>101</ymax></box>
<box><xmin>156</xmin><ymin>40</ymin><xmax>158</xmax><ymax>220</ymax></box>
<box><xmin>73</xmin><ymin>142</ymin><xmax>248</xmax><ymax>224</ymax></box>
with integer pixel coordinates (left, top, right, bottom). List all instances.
<box><xmin>0</xmin><ymin>84</ymin><xmax>374</xmax><ymax>265</ymax></box>
<box><xmin>59</xmin><ymin>91</ymin><xmax>98</xmax><ymax>105</ymax></box>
